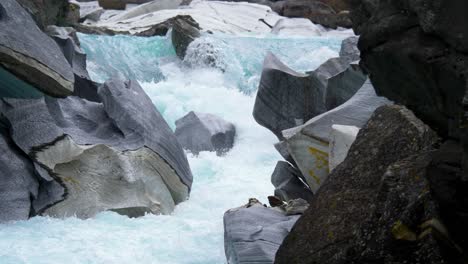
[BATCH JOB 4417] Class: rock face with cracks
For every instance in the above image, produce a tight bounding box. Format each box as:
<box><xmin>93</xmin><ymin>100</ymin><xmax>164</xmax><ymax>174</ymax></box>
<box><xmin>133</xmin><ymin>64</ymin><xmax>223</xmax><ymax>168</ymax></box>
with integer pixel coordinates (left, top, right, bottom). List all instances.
<box><xmin>0</xmin><ymin>0</ymin><xmax>74</xmax><ymax>97</ymax></box>
<box><xmin>275</xmin><ymin>105</ymin><xmax>439</xmax><ymax>264</ymax></box>
<box><xmin>0</xmin><ymin>78</ymin><xmax>192</xmax><ymax>219</ymax></box>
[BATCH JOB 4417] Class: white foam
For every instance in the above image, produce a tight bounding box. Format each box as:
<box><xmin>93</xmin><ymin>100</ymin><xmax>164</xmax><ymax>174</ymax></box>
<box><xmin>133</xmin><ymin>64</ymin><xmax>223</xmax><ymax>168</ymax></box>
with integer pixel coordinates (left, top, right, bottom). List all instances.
<box><xmin>0</xmin><ymin>32</ymin><xmax>348</xmax><ymax>264</ymax></box>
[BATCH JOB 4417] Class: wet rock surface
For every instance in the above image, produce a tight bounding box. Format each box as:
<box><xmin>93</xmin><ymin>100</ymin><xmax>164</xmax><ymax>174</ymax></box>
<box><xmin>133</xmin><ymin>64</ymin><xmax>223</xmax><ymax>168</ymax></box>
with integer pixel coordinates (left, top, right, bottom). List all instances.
<box><xmin>253</xmin><ymin>52</ymin><xmax>366</xmax><ymax>139</ymax></box>
<box><xmin>224</xmin><ymin>201</ymin><xmax>300</xmax><ymax>264</ymax></box>
<box><xmin>275</xmin><ymin>105</ymin><xmax>439</xmax><ymax>264</ymax></box>
<box><xmin>271</xmin><ymin>161</ymin><xmax>313</xmax><ymax>203</ymax></box>
<box><xmin>171</xmin><ymin>15</ymin><xmax>201</xmax><ymax>59</ymax></box>
<box><xmin>0</xmin><ymin>78</ymin><xmax>192</xmax><ymax>219</ymax></box>
<box><xmin>0</xmin><ymin>0</ymin><xmax>74</xmax><ymax>97</ymax></box>
<box><xmin>175</xmin><ymin>111</ymin><xmax>236</xmax><ymax>156</ymax></box>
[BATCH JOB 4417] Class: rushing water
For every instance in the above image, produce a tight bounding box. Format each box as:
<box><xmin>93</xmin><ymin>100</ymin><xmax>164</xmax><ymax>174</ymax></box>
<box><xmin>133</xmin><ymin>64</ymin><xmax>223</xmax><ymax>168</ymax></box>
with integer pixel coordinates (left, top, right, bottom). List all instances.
<box><xmin>0</xmin><ymin>31</ymin><xmax>347</xmax><ymax>264</ymax></box>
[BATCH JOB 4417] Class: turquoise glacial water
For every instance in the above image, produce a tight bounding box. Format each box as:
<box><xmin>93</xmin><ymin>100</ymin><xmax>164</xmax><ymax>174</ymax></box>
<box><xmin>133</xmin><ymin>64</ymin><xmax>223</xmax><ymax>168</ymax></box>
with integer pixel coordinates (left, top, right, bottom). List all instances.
<box><xmin>0</xmin><ymin>32</ymin><xmax>345</xmax><ymax>264</ymax></box>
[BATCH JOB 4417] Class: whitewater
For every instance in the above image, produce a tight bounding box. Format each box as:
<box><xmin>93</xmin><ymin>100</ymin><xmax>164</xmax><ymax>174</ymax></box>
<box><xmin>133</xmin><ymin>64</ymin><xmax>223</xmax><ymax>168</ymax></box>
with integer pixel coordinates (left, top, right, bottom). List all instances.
<box><xmin>0</xmin><ymin>31</ymin><xmax>348</xmax><ymax>263</ymax></box>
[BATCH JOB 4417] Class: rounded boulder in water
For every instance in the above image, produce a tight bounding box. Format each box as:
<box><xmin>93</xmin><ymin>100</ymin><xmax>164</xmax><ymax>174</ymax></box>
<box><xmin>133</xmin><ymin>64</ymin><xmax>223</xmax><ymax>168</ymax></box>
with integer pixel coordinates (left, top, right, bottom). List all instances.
<box><xmin>175</xmin><ymin>111</ymin><xmax>236</xmax><ymax>156</ymax></box>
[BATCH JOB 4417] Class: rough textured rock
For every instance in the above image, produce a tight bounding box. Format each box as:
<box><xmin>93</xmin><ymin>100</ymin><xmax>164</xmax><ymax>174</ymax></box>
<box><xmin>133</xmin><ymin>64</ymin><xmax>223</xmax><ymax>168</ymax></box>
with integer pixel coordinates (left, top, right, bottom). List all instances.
<box><xmin>349</xmin><ymin>153</ymin><xmax>451</xmax><ymax>263</ymax></box>
<box><xmin>282</xmin><ymin>80</ymin><xmax>391</xmax><ymax>191</ymax></box>
<box><xmin>0</xmin><ymin>123</ymin><xmax>38</xmax><ymax>223</ymax></box>
<box><xmin>0</xmin><ymin>0</ymin><xmax>74</xmax><ymax>97</ymax></box>
<box><xmin>16</xmin><ymin>0</ymin><xmax>71</xmax><ymax>29</ymax></box>
<box><xmin>275</xmin><ymin>105</ymin><xmax>439</xmax><ymax>264</ymax></box>
<box><xmin>426</xmin><ymin>140</ymin><xmax>468</xmax><ymax>261</ymax></box>
<box><xmin>171</xmin><ymin>15</ymin><xmax>201</xmax><ymax>59</ymax></box>
<box><xmin>284</xmin><ymin>198</ymin><xmax>309</xmax><ymax>216</ymax></box>
<box><xmin>175</xmin><ymin>111</ymin><xmax>236</xmax><ymax>156</ymax></box>
<box><xmin>328</xmin><ymin>124</ymin><xmax>359</xmax><ymax>171</ymax></box>
<box><xmin>350</xmin><ymin>0</ymin><xmax>467</xmax><ymax>143</ymax></box>
<box><xmin>98</xmin><ymin>0</ymin><xmax>126</xmax><ymax>10</ymax></box>
<box><xmin>224</xmin><ymin>203</ymin><xmax>300</xmax><ymax>264</ymax></box>
<box><xmin>351</xmin><ymin>1</ymin><xmax>468</xmax><ymax>256</ymax></box>
<box><xmin>281</xmin><ymin>0</ymin><xmax>351</xmax><ymax>29</ymax></box>
<box><xmin>253</xmin><ymin>52</ymin><xmax>366</xmax><ymax>139</ymax></box>
<box><xmin>46</xmin><ymin>26</ymin><xmax>100</xmax><ymax>102</ymax></box>
<box><xmin>271</xmin><ymin>161</ymin><xmax>313</xmax><ymax>202</ymax></box>
<box><xmin>0</xmin><ymin>78</ymin><xmax>192</xmax><ymax>219</ymax></box>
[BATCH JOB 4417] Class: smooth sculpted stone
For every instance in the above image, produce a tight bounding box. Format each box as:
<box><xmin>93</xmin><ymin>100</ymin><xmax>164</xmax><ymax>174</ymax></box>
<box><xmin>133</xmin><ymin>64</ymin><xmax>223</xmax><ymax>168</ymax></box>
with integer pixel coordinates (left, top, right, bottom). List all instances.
<box><xmin>275</xmin><ymin>105</ymin><xmax>439</xmax><ymax>264</ymax></box>
<box><xmin>271</xmin><ymin>161</ymin><xmax>313</xmax><ymax>202</ymax></box>
<box><xmin>87</xmin><ymin>1</ymin><xmax>282</xmax><ymax>36</ymax></box>
<box><xmin>46</xmin><ymin>26</ymin><xmax>100</xmax><ymax>102</ymax></box>
<box><xmin>224</xmin><ymin>202</ymin><xmax>300</xmax><ymax>264</ymax></box>
<box><xmin>0</xmin><ymin>0</ymin><xmax>74</xmax><ymax>97</ymax></box>
<box><xmin>175</xmin><ymin>111</ymin><xmax>236</xmax><ymax>156</ymax></box>
<box><xmin>270</xmin><ymin>18</ymin><xmax>323</xmax><ymax>36</ymax></box>
<box><xmin>339</xmin><ymin>36</ymin><xmax>360</xmax><ymax>61</ymax></box>
<box><xmin>171</xmin><ymin>15</ymin><xmax>201</xmax><ymax>59</ymax></box>
<box><xmin>282</xmin><ymin>80</ymin><xmax>391</xmax><ymax>192</ymax></box>
<box><xmin>253</xmin><ymin>52</ymin><xmax>366</xmax><ymax>139</ymax></box>
<box><xmin>0</xmin><ymin>78</ymin><xmax>192</xmax><ymax>219</ymax></box>
<box><xmin>328</xmin><ymin>124</ymin><xmax>359</xmax><ymax>171</ymax></box>
<box><xmin>0</xmin><ymin>124</ymin><xmax>38</xmax><ymax>223</ymax></box>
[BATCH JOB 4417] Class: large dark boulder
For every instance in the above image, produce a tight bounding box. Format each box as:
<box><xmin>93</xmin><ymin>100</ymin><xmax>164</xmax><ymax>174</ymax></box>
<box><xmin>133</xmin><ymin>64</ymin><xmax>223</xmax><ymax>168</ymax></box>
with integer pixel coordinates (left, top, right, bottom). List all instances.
<box><xmin>0</xmin><ymin>78</ymin><xmax>192</xmax><ymax>219</ymax></box>
<box><xmin>0</xmin><ymin>0</ymin><xmax>74</xmax><ymax>97</ymax></box>
<box><xmin>275</xmin><ymin>105</ymin><xmax>439</xmax><ymax>264</ymax></box>
<box><xmin>350</xmin><ymin>1</ymin><xmax>468</xmax><ymax>251</ymax></box>
<box><xmin>350</xmin><ymin>0</ymin><xmax>467</xmax><ymax>154</ymax></box>
<box><xmin>253</xmin><ymin>52</ymin><xmax>366</xmax><ymax>139</ymax></box>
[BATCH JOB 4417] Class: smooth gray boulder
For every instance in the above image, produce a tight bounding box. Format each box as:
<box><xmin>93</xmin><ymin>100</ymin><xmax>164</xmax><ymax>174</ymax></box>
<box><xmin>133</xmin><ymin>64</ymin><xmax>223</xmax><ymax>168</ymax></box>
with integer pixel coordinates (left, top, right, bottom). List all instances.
<box><xmin>0</xmin><ymin>124</ymin><xmax>38</xmax><ymax>222</ymax></box>
<box><xmin>46</xmin><ymin>26</ymin><xmax>100</xmax><ymax>102</ymax></box>
<box><xmin>175</xmin><ymin>111</ymin><xmax>236</xmax><ymax>156</ymax></box>
<box><xmin>0</xmin><ymin>78</ymin><xmax>192</xmax><ymax>219</ymax></box>
<box><xmin>283</xmin><ymin>80</ymin><xmax>392</xmax><ymax>192</ymax></box>
<box><xmin>339</xmin><ymin>36</ymin><xmax>360</xmax><ymax>61</ymax></box>
<box><xmin>0</xmin><ymin>0</ymin><xmax>74</xmax><ymax>97</ymax></box>
<box><xmin>224</xmin><ymin>202</ymin><xmax>300</xmax><ymax>264</ymax></box>
<box><xmin>271</xmin><ymin>161</ymin><xmax>313</xmax><ymax>202</ymax></box>
<box><xmin>253</xmin><ymin>52</ymin><xmax>366</xmax><ymax>139</ymax></box>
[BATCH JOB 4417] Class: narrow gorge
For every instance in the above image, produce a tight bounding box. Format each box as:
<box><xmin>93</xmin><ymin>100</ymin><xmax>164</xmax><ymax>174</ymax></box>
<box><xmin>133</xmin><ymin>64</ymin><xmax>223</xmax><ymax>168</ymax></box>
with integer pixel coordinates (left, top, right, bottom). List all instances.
<box><xmin>0</xmin><ymin>0</ymin><xmax>466</xmax><ymax>264</ymax></box>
